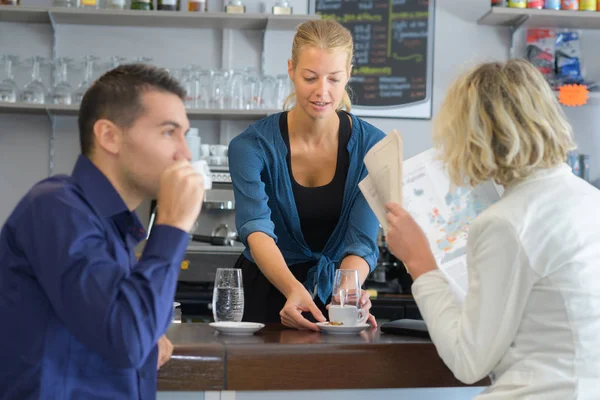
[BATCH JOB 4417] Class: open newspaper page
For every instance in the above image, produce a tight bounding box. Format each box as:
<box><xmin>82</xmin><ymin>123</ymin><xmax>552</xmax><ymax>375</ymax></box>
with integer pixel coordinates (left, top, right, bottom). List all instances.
<box><xmin>402</xmin><ymin>149</ymin><xmax>502</xmax><ymax>304</ymax></box>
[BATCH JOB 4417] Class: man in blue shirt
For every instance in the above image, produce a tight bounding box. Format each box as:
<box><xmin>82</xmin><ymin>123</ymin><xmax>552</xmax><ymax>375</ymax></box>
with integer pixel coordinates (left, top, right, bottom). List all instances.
<box><xmin>0</xmin><ymin>64</ymin><xmax>204</xmax><ymax>399</ymax></box>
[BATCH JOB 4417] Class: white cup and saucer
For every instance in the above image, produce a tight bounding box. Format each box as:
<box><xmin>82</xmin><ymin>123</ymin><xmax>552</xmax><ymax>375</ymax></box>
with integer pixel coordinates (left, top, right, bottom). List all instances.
<box><xmin>317</xmin><ymin>270</ymin><xmax>371</xmax><ymax>335</ymax></box>
<box><xmin>317</xmin><ymin>304</ymin><xmax>370</xmax><ymax>335</ymax></box>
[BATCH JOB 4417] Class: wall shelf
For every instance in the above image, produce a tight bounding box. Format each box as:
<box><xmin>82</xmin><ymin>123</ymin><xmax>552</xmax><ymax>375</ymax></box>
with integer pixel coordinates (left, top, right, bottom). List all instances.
<box><xmin>0</xmin><ymin>5</ymin><xmax>318</xmax><ymax>30</ymax></box>
<box><xmin>478</xmin><ymin>6</ymin><xmax>600</xmax><ymax>30</ymax></box>
<box><xmin>0</xmin><ymin>103</ymin><xmax>280</xmax><ymax>119</ymax></box>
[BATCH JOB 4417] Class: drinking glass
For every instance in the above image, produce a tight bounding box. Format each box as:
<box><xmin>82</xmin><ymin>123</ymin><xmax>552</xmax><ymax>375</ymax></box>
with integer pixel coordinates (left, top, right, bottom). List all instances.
<box><xmin>74</xmin><ymin>55</ymin><xmax>99</xmax><ymax>104</ymax></box>
<box><xmin>212</xmin><ymin>268</ymin><xmax>244</xmax><ymax>322</ymax></box>
<box><xmin>329</xmin><ymin>269</ymin><xmax>367</xmax><ymax>325</ymax></box>
<box><xmin>49</xmin><ymin>57</ymin><xmax>74</xmax><ymax>105</ymax></box>
<box><xmin>0</xmin><ymin>55</ymin><xmax>20</xmax><ymax>103</ymax></box>
<box><xmin>21</xmin><ymin>56</ymin><xmax>48</xmax><ymax>104</ymax></box>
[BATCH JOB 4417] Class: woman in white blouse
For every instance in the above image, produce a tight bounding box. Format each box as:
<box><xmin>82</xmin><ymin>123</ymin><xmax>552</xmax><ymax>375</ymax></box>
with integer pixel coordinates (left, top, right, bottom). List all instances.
<box><xmin>385</xmin><ymin>59</ymin><xmax>600</xmax><ymax>399</ymax></box>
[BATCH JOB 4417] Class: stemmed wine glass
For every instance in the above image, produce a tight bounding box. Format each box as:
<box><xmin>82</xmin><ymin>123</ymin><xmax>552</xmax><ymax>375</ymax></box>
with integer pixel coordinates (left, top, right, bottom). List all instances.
<box><xmin>21</xmin><ymin>56</ymin><xmax>49</xmax><ymax>104</ymax></box>
<box><xmin>0</xmin><ymin>55</ymin><xmax>20</xmax><ymax>103</ymax></box>
<box><xmin>49</xmin><ymin>57</ymin><xmax>74</xmax><ymax>105</ymax></box>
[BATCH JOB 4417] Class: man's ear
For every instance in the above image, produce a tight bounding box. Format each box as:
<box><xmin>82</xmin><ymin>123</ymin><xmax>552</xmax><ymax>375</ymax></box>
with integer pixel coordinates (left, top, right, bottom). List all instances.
<box><xmin>93</xmin><ymin>119</ymin><xmax>122</xmax><ymax>156</ymax></box>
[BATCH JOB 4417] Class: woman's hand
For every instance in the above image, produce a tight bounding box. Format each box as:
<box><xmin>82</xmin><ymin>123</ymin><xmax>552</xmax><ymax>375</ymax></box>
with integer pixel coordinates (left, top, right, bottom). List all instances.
<box><xmin>280</xmin><ymin>284</ymin><xmax>326</xmax><ymax>331</ymax></box>
<box><xmin>359</xmin><ymin>289</ymin><xmax>377</xmax><ymax>328</ymax></box>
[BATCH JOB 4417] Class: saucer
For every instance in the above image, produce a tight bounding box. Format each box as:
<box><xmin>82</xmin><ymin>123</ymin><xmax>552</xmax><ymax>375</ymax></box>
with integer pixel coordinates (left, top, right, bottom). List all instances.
<box><xmin>316</xmin><ymin>322</ymin><xmax>370</xmax><ymax>335</ymax></box>
<box><xmin>209</xmin><ymin>322</ymin><xmax>265</xmax><ymax>336</ymax></box>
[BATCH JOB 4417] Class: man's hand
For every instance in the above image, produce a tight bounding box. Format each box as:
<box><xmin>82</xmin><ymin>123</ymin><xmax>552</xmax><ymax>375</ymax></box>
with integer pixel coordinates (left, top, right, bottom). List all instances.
<box><xmin>156</xmin><ymin>160</ymin><xmax>205</xmax><ymax>233</ymax></box>
<box><xmin>157</xmin><ymin>335</ymin><xmax>173</xmax><ymax>370</ymax></box>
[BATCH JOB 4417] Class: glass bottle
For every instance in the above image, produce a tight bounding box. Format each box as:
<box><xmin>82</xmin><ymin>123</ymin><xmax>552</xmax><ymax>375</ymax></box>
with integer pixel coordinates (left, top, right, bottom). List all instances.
<box><xmin>158</xmin><ymin>0</ymin><xmax>179</xmax><ymax>10</ymax></box>
<box><xmin>0</xmin><ymin>0</ymin><xmax>20</xmax><ymax>6</ymax></box>
<box><xmin>188</xmin><ymin>0</ymin><xmax>205</xmax><ymax>12</ymax></box>
<box><xmin>131</xmin><ymin>0</ymin><xmax>152</xmax><ymax>10</ymax></box>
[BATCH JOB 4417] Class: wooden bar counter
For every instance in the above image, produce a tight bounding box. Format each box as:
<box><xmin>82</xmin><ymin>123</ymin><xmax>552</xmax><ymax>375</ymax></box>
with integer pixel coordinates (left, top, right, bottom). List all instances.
<box><xmin>158</xmin><ymin>323</ymin><xmax>490</xmax><ymax>392</ymax></box>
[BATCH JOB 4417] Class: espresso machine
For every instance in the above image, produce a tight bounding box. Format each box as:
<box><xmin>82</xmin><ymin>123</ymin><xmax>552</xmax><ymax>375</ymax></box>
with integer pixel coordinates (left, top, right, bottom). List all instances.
<box><xmin>149</xmin><ymin>166</ymin><xmax>245</xmax><ymax>320</ymax></box>
<box><xmin>364</xmin><ymin>226</ymin><xmax>413</xmax><ymax>295</ymax></box>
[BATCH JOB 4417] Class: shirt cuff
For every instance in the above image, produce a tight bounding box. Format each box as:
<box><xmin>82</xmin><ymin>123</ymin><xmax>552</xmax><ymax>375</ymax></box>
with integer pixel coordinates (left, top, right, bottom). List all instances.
<box><xmin>142</xmin><ymin>224</ymin><xmax>189</xmax><ymax>263</ymax></box>
<box><xmin>238</xmin><ymin>219</ymin><xmax>277</xmax><ymax>246</ymax></box>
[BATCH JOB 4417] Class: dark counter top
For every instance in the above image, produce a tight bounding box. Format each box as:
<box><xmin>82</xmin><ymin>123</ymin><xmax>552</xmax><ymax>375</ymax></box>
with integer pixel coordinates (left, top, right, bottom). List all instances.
<box><xmin>158</xmin><ymin>323</ymin><xmax>490</xmax><ymax>391</ymax></box>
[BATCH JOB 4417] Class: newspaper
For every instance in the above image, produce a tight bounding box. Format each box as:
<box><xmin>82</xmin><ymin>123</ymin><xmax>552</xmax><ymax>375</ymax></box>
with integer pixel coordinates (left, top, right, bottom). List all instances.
<box><xmin>360</xmin><ymin>141</ymin><xmax>501</xmax><ymax>304</ymax></box>
<box><xmin>358</xmin><ymin>129</ymin><xmax>403</xmax><ymax>233</ymax></box>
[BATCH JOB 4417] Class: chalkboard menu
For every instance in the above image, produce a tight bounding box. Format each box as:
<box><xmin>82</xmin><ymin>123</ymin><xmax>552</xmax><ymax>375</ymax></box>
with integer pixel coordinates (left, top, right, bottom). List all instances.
<box><xmin>316</xmin><ymin>0</ymin><xmax>435</xmax><ymax>119</ymax></box>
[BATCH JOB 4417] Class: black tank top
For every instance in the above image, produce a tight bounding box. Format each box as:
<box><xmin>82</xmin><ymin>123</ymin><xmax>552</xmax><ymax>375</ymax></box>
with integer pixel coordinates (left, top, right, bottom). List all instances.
<box><xmin>280</xmin><ymin>111</ymin><xmax>351</xmax><ymax>253</ymax></box>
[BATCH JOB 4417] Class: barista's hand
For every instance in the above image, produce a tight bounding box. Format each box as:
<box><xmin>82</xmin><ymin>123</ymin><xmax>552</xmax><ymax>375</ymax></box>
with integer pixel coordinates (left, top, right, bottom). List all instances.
<box><xmin>157</xmin><ymin>335</ymin><xmax>173</xmax><ymax>370</ymax></box>
<box><xmin>280</xmin><ymin>284</ymin><xmax>326</xmax><ymax>332</ymax></box>
<box><xmin>156</xmin><ymin>160</ymin><xmax>205</xmax><ymax>233</ymax></box>
<box><xmin>359</xmin><ymin>289</ymin><xmax>377</xmax><ymax>328</ymax></box>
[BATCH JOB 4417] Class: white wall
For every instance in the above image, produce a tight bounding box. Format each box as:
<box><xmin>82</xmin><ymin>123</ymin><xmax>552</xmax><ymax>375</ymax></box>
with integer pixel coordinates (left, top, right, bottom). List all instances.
<box><xmin>1</xmin><ymin>0</ymin><xmax>598</xmax><ymax>226</ymax></box>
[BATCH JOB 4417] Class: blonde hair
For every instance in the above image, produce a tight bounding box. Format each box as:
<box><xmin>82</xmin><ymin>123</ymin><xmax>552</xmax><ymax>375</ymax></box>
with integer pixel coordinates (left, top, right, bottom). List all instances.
<box><xmin>433</xmin><ymin>59</ymin><xmax>576</xmax><ymax>187</ymax></box>
<box><xmin>283</xmin><ymin>19</ymin><xmax>353</xmax><ymax>112</ymax></box>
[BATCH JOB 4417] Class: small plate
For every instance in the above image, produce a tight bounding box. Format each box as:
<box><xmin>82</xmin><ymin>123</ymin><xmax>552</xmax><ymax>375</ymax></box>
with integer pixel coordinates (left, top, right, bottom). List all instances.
<box><xmin>317</xmin><ymin>322</ymin><xmax>370</xmax><ymax>335</ymax></box>
<box><xmin>209</xmin><ymin>322</ymin><xmax>265</xmax><ymax>336</ymax></box>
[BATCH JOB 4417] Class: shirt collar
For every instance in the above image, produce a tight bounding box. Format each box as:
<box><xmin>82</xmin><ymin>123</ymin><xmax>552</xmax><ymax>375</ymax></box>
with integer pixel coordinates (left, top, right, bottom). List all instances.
<box><xmin>71</xmin><ymin>155</ymin><xmax>146</xmax><ymax>241</ymax></box>
<box><xmin>503</xmin><ymin>163</ymin><xmax>572</xmax><ymax>196</ymax></box>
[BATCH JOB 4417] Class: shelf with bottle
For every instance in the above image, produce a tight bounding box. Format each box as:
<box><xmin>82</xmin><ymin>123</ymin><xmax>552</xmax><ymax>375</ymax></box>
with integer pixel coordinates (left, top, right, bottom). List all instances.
<box><xmin>0</xmin><ymin>102</ymin><xmax>281</xmax><ymax>119</ymax></box>
<box><xmin>479</xmin><ymin>5</ymin><xmax>600</xmax><ymax>30</ymax></box>
<box><xmin>0</xmin><ymin>4</ymin><xmax>319</xmax><ymax>29</ymax></box>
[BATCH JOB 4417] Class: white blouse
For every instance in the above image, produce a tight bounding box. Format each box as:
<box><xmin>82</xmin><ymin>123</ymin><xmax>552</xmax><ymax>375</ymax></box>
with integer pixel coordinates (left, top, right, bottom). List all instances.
<box><xmin>412</xmin><ymin>164</ymin><xmax>600</xmax><ymax>399</ymax></box>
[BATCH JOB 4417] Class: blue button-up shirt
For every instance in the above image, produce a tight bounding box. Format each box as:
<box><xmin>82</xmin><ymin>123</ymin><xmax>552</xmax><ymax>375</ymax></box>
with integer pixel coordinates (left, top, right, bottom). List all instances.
<box><xmin>0</xmin><ymin>155</ymin><xmax>189</xmax><ymax>400</ymax></box>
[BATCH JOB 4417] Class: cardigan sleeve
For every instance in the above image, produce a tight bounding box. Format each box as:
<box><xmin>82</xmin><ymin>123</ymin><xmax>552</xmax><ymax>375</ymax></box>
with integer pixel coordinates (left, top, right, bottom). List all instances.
<box><xmin>228</xmin><ymin>130</ymin><xmax>277</xmax><ymax>246</ymax></box>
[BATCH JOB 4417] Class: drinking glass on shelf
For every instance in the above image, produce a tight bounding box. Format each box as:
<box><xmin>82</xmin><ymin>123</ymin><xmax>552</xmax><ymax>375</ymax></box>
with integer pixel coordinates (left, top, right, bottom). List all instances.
<box><xmin>21</xmin><ymin>56</ymin><xmax>48</xmax><ymax>104</ymax></box>
<box><xmin>0</xmin><ymin>55</ymin><xmax>20</xmax><ymax>103</ymax></box>
<box><xmin>227</xmin><ymin>69</ymin><xmax>245</xmax><ymax>109</ymax></box>
<box><xmin>49</xmin><ymin>57</ymin><xmax>74</xmax><ymax>105</ymax></box>
<box><xmin>210</xmin><ymin>69</ymin><xmax>227</xmax><ymax>109</ymax></box>
<box><xmin>196</xmin><ymin>69</ymin><xmax>210</xmax><ymax>109</ymax></box>
<box><xmin>74</xmin><ymin>55</ymin><xmax>99</xmax><ymax>104</ymax></box>
<box><xmin>243</xmin><ymin>69</ymin><xmax>260</xmax><ymax>110</ymax></box>
<box><xmin>181</xmin><ymin>66</ymin><xmax>199</xmax><ymax>109</ymax></box>
<box><xmin>212</xmin><ymin>268</ymin><xmax>244</xmax><ymax>323</ymax></box>
<box><xmin>275</xmin><ymin>74</ymin><xmax>292</xmax><ymax>109</ymax></box>
<box><xmin>259</xmin><ymin>75</ymin><xmax>277</xmax><ymax>109</ymax></box>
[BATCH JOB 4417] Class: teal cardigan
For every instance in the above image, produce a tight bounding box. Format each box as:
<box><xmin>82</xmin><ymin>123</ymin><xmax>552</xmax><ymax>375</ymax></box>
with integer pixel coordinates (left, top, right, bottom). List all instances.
<box><xmin>228</xmin><ymin>112</ymin><xmax>385</xmax><ymax>303</ymax></box>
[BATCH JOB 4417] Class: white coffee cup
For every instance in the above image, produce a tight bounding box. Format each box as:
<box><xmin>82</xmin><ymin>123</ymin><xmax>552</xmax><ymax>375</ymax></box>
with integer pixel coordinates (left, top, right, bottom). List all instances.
<box><xmin>191</xmin><ymin>159</ymin><xmax>212</xmax><ymax>190</ymax></box>
<box><xmin>328</xmin><ymin>305</ymin><xmax>367</xmax><ymax>326</ymax></box>
<box><xmin>210</xmin><ymin>144</ymin><xmax>228</xmax><ymax>157</ymax></box>
<box><xmin>200</xmin><ymin>144</ymin><xmax>210</xmax><ymax>158</ymax></box>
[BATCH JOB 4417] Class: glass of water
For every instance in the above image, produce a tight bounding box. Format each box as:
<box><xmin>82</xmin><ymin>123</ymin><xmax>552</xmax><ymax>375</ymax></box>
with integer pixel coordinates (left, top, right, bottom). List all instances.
<box><xmin>212</xmin><ymin>268</ymin><xmax>244</xmax><ymax>322</ymax></box>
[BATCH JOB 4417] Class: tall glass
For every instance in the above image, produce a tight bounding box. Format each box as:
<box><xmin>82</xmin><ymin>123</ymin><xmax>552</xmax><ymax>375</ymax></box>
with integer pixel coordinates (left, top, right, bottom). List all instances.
<box><xmin>329</xmin><ymin>269</ymin><xmax>367</xmax><ymax>325</ymax></box>
<box><xmin>212</xmin><ymin>268</ymin><xmax>244</xmax><ymax>322</ymax></box>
